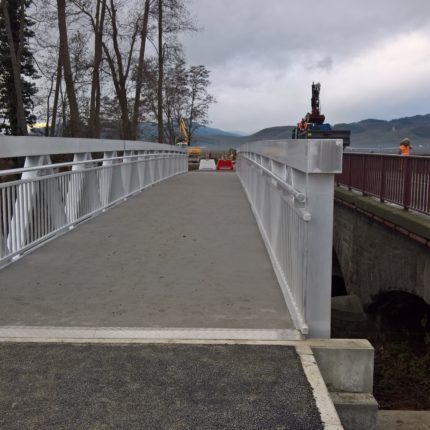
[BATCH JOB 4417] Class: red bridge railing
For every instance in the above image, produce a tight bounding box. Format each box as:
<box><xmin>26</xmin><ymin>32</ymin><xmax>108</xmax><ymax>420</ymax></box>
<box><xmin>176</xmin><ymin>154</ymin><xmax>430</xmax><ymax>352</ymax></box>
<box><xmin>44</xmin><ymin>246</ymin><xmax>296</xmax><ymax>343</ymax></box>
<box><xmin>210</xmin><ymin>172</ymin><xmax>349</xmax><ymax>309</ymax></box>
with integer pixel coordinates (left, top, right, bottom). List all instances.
<box><xmin>336</xmin><ymin>153</ymin><xmax>430</xmax><ymax>215</ymax></box>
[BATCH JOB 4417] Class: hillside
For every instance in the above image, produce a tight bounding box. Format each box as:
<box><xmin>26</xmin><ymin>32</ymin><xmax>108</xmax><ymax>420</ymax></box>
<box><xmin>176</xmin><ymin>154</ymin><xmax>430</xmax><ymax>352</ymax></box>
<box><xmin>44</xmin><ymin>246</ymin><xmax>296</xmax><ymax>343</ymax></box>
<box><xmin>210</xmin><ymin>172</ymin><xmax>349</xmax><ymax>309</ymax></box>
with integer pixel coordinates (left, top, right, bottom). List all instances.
<box><xmin>334</xmin><ymin>114</ymin><xmax>430</xmax><ymax>152</ymax></box>
<box><xmin>191</xmin><ymin>114</ymin><xmax>430</xmax><ymax>153</ymax></box>
<box><xmin>97</xmin><ymin>114</ymin><xmax>430</xmax><ymax>153</ymax></box>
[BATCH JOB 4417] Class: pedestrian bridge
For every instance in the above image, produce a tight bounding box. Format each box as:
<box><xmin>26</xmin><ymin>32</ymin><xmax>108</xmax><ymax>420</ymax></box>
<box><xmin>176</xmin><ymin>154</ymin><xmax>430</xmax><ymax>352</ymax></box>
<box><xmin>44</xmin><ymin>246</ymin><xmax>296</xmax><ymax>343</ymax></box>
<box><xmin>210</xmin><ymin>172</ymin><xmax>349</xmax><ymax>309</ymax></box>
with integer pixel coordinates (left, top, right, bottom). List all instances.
<box><xmin>1</xmin><ymin>137</ymin><xmax>381</xmax><ymax>429</ymax></box>
<box><xmin>0</xmin><ymin>136</ymin><xmax>342</xmax><ymax>339</ymax></box>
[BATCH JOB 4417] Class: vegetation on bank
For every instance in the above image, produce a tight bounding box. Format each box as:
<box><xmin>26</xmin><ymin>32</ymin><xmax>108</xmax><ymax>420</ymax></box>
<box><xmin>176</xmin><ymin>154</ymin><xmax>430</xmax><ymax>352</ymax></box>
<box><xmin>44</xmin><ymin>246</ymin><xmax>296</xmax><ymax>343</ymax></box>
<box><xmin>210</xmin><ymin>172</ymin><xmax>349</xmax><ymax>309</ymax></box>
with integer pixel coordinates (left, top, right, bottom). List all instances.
<box><xmin>332</xmin><ymin>292</ymin><xmax>430</xmax><ymax>410</ymax></box>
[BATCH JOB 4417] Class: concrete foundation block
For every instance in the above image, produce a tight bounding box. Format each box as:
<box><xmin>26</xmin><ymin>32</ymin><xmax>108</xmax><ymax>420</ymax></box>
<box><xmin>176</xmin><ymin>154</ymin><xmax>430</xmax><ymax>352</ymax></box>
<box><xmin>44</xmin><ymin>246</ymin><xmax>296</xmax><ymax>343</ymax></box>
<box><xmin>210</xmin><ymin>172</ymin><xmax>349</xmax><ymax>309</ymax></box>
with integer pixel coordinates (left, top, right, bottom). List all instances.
<box><xmin>330</xmin><ymin>392</ymin><xmax>378</xmax><ymax>430</ymax></box>
<box><xmin>309</xmin><ymin>339</ymin><xmax>374</xmax><ymax>393</ymax></box>
<box><xmin>332</xmin><ymin>295</ymin><xmax>367</xmax><ymax>322</ymax></box>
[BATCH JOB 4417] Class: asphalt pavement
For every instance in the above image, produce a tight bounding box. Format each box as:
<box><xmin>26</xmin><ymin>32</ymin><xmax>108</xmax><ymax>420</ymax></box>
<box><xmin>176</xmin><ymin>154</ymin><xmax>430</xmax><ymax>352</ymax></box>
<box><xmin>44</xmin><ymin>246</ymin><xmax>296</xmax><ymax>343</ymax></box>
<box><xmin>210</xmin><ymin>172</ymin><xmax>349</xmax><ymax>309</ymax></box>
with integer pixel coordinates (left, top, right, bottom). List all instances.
<box><xmin>0</xmin><ymin>343</ymin><xmax>323</xmax><ymax>430</ymax></box>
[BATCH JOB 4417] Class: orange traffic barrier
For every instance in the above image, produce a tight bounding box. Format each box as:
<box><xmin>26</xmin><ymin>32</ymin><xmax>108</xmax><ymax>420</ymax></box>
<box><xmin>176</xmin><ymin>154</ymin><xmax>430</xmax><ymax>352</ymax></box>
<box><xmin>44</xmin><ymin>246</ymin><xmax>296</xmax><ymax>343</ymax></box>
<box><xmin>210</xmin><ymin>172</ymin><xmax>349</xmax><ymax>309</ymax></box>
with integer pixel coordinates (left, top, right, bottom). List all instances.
<box><xmin>216</xmin><ymin>159</ymin><xmax>234</xmax><ymax>171</ymax></box>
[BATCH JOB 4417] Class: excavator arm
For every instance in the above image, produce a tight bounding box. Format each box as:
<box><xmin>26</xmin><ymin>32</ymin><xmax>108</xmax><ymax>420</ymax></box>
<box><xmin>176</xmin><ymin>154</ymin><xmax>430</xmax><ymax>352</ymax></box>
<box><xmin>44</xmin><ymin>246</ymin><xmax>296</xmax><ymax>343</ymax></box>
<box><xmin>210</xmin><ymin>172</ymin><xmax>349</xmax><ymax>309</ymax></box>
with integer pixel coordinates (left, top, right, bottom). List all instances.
<box><xmin>178</xmin><ymin>118</ymin><xmax>189</xmax><ymax>146</ymax></box>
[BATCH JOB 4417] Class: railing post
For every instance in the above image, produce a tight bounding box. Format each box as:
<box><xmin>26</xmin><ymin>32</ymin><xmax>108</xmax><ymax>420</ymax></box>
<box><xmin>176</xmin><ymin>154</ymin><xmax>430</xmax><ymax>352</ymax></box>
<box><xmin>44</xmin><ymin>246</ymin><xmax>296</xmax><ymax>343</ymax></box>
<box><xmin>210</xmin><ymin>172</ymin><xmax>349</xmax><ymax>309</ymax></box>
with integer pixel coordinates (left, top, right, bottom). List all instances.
<box><xmin>347</xmin><ymin>155</ymin><xmax>352</xmax><ymax>191</ymax></box>
<box><xmin>362</xmin><ymin>155</ymin><xmax>367</xmax><ymax>196</ymax></box>
<box><xmin>380</xmin><ymin>156</ymin><xmax>386</xmax><ymax>202</ymax></box>
<box><xmin>403</xmin><ymin>157</ymin><xmax>411</xmax><ymax>210</ymax></box>
<box><xmin>304</xmin><ymin>172</ymin><xmax>337</xmax><ymax>338</ymax></box>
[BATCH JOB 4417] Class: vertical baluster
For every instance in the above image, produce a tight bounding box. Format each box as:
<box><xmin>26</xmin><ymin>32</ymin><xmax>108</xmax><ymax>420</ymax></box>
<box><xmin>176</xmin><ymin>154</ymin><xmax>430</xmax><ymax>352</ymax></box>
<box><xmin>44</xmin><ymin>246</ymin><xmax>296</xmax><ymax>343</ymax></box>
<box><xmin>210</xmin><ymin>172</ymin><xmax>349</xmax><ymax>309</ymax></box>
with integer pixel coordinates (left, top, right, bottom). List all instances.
<box><xmin>403</xmin><ymin>157</ymin><xmax>411</xmax><ymax>210</ymax></box>
<box><xmin>7</xmin><ymin>187</ymin><xmax>12</xmax><ymax>254</ymax></box>
<box><xmin>380</xmin><ymin>156</ymin><xmax>386</xmax><ymax>202</ymax></box>
<box><xmin>1</xmin><ymin>188</ymin><xmax>6</xmax><ymax>256</ymax></box>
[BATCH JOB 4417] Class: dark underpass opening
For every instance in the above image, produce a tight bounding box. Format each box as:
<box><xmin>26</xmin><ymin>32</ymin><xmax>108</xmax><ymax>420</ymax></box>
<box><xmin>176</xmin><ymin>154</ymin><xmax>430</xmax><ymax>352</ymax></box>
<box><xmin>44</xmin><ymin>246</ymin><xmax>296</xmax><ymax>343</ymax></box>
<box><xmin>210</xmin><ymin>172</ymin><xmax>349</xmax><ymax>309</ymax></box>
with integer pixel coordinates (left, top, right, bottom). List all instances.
<box><xmin>331</xmin><ymin>250</ymin><xmax>430</xmax><ymax>410</ymax></box>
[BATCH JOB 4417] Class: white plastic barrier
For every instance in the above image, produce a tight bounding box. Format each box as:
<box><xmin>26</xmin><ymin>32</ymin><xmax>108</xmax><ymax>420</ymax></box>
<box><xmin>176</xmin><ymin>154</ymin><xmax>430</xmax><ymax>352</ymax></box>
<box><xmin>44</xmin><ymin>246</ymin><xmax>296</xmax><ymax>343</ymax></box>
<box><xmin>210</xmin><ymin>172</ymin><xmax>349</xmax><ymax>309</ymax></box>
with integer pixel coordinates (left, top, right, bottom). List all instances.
<box><xmin>199</xmin><ymin>159</ymin><xmax>216</xmax><ymax>171</ymax></box>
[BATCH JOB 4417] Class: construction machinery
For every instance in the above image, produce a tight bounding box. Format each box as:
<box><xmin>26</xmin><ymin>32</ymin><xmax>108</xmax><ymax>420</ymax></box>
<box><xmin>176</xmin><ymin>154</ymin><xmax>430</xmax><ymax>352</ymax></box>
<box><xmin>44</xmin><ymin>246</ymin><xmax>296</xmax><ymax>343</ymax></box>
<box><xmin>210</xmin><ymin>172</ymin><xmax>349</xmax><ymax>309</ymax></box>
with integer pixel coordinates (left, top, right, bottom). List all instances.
<box><xmin>176</xmin><ymin>118</ymin><xmax>203</xmax><ymax>165</ymax></box>
<box><xmin>292</xmin><ymin>82</ymin><xmax>350</xmax><ymax>148</ymax></box>
<box><xmin>177</xmin><ymin>118</ymin><xmax>189</xmax><ymax>146</ymax></box>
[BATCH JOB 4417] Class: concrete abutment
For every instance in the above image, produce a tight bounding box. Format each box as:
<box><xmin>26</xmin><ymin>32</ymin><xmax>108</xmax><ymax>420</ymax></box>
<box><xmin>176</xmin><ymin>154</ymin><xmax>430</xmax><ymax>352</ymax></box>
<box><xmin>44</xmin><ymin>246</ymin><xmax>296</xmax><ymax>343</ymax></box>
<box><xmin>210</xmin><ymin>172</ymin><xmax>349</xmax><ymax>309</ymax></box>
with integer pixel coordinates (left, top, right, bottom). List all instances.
<box><xmin>333</xmin><ymin>188</ymin><xmax>430</xmax><ymax>307</ymax></box>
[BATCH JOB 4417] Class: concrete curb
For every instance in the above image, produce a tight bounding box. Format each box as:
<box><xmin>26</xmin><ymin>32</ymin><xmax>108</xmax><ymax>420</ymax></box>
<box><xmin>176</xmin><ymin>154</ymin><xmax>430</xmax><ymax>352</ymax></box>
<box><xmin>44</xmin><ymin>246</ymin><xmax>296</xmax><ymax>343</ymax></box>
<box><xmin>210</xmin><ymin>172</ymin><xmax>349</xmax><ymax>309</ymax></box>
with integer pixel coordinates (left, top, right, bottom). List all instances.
<box><xmin>0</xmin><ymin>326</ymin><xmax>303</xmax><ymax>341</ymax></box>
<box><xmin>296</xmin><ymin>344</ymin><xmax>344</xmax><ymax>429</ymax></box>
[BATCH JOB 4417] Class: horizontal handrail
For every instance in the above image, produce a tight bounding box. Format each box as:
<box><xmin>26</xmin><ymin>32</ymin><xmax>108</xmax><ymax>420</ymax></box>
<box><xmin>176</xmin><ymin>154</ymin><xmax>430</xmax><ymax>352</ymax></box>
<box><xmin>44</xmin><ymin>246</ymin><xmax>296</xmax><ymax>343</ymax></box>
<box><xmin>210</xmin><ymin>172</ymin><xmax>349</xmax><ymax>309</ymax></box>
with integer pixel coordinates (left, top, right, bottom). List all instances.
<box><xmin>336</xmin><ymin>153</ymin><xmax>430</xmax><ymax>215</ymax></box>
<box><xmin>240</xmin><ymin>153</ymin><xmax>305</xmax><ymax>203</ymax></box>
<box><xmin>343</xmin><ymin>151</ymin><xmax>426</xmax><ymax>159</ymax></box>
<box><xmin>0</xmin><ymin>135</ymin><xmax>185</xmax><ymax>158</ymax></box>
<box><xmin>0</xmin><ymin>153</ymin><xmax>186</xmax><ymax>178</ymax></box>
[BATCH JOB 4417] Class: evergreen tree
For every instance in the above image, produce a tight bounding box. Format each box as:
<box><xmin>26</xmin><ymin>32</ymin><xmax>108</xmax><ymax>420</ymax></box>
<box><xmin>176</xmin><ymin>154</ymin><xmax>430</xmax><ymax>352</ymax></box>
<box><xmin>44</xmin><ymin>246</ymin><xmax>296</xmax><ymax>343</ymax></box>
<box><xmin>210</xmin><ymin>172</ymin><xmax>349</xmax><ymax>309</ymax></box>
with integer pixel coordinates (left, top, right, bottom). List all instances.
<box><xmin>0</xmin><ymin>0</ymin><xmax>38</xmax><ymax>135</ymax></box>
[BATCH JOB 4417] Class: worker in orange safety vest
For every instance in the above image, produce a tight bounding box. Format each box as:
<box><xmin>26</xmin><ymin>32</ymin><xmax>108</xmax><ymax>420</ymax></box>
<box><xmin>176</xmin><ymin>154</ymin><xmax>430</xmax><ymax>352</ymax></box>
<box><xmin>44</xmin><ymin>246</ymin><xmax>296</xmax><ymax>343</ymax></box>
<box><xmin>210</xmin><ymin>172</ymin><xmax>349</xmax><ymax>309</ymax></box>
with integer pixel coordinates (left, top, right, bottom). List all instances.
<box><xmin>398</xmin><ymin>138</ymin><xmax>412</xmax><ymax>156</ymax></box>
<box><xmin>297</xmin><ymin>118</ymin><xmax>308</xmax><ymax>131</ymax></box>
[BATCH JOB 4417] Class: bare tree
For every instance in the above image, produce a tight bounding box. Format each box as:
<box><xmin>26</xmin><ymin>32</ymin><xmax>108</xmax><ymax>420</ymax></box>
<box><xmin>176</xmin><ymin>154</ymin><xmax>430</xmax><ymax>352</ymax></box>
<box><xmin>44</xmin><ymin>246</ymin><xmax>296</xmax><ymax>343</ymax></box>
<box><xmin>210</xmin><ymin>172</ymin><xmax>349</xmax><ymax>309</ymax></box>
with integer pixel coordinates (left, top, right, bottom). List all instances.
<box><xmin>89</xmin><ymin>0</ymin><xmax>106</xmax><ymax>137</ymax></box>
<box><xmin>185</xmin><ymin>65</ymin><xmax>215</xmax><ymax>145</ymax></box>
<box><xmin>157</xmin><ymin>0</ymin><xmax>163</xmax><ymax>142</ymax></box>
<box><xmin>102</xmin><ymin>0</ymin><xmax>151</xmax><ymax>140</ymax></box>
<box><xmin>1</xmin><ymin>0</ymin><xmax>29</xmax><ymax>135</ymax></box>
<box><xmin>12</xmin><ymin>0</ymin><xmax>206</xmax><ymax>143</ymax></box>
<box><xmin>141</xmin><ymin>49</ymin><xmax>215</xmax><ymax>146</ymax></box>
<box><xmin>70</xmin><ymin>0</ymin><xmax>107</xmax><ymax>138</ymax></box>
<box><xmin>131</xmin><ymin>0</ymin><xmax>150</xmax><ymax>139</ymax></box>
<box><xmin>57</xmin><ymin>0</ymin><xmax>81</xmax><ymax>136</ymax></box>
<box><xmin>163</xmin><ymin>52</ymin><xmax>188</xmax><ymax>144</ymax></box>
<box><xmin>49</xmin><ymin>55</ymin><xmax>62</xmax><ymax>136</ymax></box>
<box><xmin>153</xmin><ymin>0</ymin><xmax>196</xmax><ymax>143</ymax></box>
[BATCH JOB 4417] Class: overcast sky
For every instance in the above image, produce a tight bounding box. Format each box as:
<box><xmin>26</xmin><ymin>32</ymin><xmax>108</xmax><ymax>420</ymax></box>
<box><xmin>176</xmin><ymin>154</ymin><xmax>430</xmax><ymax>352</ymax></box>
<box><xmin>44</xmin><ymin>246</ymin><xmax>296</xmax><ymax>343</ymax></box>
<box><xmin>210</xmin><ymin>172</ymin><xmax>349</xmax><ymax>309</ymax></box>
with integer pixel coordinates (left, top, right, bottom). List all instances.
<box><xmin>181</xmin><ymin>0</ymin><xmax>430</xmax><ymax>133</ymax></box>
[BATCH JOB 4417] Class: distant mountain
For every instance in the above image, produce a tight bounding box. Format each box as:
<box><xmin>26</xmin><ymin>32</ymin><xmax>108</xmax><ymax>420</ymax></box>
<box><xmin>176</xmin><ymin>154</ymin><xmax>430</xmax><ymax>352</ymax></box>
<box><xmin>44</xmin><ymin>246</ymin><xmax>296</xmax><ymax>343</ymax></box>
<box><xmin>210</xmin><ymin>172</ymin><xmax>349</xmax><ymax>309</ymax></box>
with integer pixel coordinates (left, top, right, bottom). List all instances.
<box><xmin>190</xmin><ymin>126</ymin><xmax>294</xmax><ymax>148</ymax></box>
<box><xmin>194</xmin><ymin>126</ymin><xmax>242</xmax><ymax>138</ymax></box>
<box><xmin>334</xmin><ymin>114</ymin><xmax>430</xmax><ymax>152</ymax></box>
<box><xmin>103</xmin><ymin>115</ymin><xmax>430</xmax><ymax>153</ymax></box>
<box><xmin>245</xmin><ymin>126</ymin><xmax>294</xmax><ymax>141</ymax></box>
<box><xmin>191</xmin><ymin>114</ymin><xmax>430</xmax><ymax>153</ymax></box>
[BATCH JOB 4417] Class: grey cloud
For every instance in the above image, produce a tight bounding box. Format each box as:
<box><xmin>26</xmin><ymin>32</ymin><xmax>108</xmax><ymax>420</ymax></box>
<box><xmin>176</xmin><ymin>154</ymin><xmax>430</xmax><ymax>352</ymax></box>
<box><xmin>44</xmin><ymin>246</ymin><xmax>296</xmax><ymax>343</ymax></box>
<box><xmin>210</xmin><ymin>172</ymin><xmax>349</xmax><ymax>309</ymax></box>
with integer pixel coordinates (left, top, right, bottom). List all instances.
<box><xmin>179</xmin><ymin>0</ymin><xmax>430</xmax><ymax>132</ymax></box>
<box><xmin>315</xmin><ymin>56</ymin><xmax>333</xmax><ymax>71</ymax></box>
<box><xmin>183</xmin><ymin>0</ymin><xmax>430</xmax><ymax>68</ymax></box>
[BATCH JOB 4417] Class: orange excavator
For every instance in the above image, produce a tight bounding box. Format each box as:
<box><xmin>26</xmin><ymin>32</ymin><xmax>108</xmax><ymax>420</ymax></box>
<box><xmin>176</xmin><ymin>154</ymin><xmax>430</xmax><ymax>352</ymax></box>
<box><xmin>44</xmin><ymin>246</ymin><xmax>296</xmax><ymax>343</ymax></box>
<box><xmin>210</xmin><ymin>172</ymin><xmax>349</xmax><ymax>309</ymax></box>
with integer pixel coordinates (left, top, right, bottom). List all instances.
<box><xmin>177</xmin><ymin>118</ymin><xmax>202</xmax><ymax>164</ymax></box>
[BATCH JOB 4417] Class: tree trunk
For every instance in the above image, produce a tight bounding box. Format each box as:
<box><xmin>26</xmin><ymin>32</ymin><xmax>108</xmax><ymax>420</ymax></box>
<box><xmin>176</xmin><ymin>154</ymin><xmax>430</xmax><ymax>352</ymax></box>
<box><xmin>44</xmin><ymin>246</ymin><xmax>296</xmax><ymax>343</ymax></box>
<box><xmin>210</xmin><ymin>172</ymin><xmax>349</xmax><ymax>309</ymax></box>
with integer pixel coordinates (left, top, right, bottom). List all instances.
<box><xmin>60</xmin><ymin>84</ymin><xmax>67</xmax><ymax>135</ymax></box>
<box><xmin>187</xmin><ymin>92</ymin><xmax>195</xmax><ymax>146</ymax></box>
<box><xmin>57</xmin><ymin>0</ymin><xmax>81</xmax><ymax>137</ymax></box>
<box><xmin>157</xmin><ymin>0</ymin><xmax>164</xmax><ymax>143</ymax></box>
<box><xmin>50</xmin><ymin>56</ymin><xmax>62</xmax><ymax>137</ymax></box>
<box><xmin>44</xmin><ymin>73</ymin><xmax>55</xmax><ymax>136</ymax></box>
<box><xmin>102</xmin><ymin>0</ymin><xmax>139</xmax><ymax>140</ymax></box>
<box><xmin>88</xmin><ymin>0</ymin><xmax>106</xmax><ymax>138</ymax></box>
<box><xmin>131</xmin><ymin>0</ymin><xmax>150</xmax><ymax>140</ymax></box>
<box><xmin>1</xmin><ymin>0</ymin><xmax>28</xmax><ymax>135</ymax></box>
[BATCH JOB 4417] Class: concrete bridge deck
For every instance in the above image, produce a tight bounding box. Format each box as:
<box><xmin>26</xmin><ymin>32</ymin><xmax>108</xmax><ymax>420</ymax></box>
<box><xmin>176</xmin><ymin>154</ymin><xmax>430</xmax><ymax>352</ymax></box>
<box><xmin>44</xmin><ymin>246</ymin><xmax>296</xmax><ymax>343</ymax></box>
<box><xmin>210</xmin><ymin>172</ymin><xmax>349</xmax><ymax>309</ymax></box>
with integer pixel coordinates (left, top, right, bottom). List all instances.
<box><xmin>0</xmin><ymin>172</ymin><xmax>294</xmax><ymax>333</ymax></box>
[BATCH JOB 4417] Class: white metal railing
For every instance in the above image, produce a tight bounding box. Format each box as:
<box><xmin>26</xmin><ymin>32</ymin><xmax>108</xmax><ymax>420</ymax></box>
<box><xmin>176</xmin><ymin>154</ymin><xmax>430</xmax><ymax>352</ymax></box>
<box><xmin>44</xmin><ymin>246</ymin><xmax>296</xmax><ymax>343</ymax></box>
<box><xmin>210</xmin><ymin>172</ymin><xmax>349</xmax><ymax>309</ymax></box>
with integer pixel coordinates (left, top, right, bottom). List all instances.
<box><xmin>0</xmin><ymin>136</ymin><xmax>187</xmax><ymax>267</ymax></box>
<box><xmin>237</xmin><ymin>139</ymin><xmax>343</xmax><ymax>338</ymax></box>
